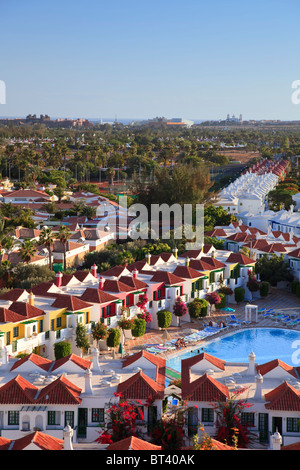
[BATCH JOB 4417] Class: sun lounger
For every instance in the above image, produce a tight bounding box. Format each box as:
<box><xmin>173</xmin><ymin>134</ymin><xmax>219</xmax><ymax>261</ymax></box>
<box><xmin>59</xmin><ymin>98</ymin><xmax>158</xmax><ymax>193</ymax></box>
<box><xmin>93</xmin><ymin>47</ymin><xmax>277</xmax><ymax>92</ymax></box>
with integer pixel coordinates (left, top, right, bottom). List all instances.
<box><xmin>230</xmin><ymin>315</ymin><xmax>242</xmax><ymax>323</ymax></box>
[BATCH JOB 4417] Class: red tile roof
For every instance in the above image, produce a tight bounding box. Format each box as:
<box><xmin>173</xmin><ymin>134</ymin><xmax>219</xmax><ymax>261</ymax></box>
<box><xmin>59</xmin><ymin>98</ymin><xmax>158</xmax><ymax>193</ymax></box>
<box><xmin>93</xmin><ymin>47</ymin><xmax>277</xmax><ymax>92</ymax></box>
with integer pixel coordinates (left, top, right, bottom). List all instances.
<box><xmin>10</xmin><ymin>353</ymin><xmax>52</xmax><ymax>372</ymax></box>
<box><xmin>106</xmin><ymin>436</ymin><xmax>161</xmax><ymax>451</ymax></box>
<box><xmin>100</xmin><ymin>266</ymin><xmax>130</xmax><ymax>277</ymax></box>
<box><xmin>35</xmin><ymin>375</ymin><xmax>82</xmax><ymax>405</ymax></box>
<box><xmin>122</xmin><ymin>350</ymin><xmax>166</xmax><ymax>387</ymax></box>
<box><xmin>0</xmin><ymin>375</ymin><xmax>38</xmax><ymax>404</ymax></box>
<box><xmin>51</xmin><ymin>294</ymin><xmax>92</xmax><ymax>311</ymax></box>
<box><xmin>80</xmin><ymin>287</ymin><xmax>119</xmax><ymax>304</ymax></box>
<box><xmin>8</xmin><ymin>301</ymin><xmax>45</xmax><ymax>318</ymax></box>
<box><xmin>287</xmin><ymin>248</ymin><xmax>300</xmax><ymax>259</ymax></box>
<box><xmin>225</xmin><ymin>253</ymin><xmax>256</xmax><ymax>265</ymax></box>
<box><xmin>118</xmin><ymin>275</ymin><xmax>148</xmax><ymax>290</ymax></box>
<box><xmin>182</xmin><ymin>373</ymin><xmax>229</xmax><ymax>402</ymax></box>
<box><xmin>101</xmin><ymin>279</ymin><xmax>134</xmax><ymax>293</ymax></box>
<box><xmin>265</xmin><ymin>382</ymin><xmax>300</xmax><ymax>411</ymax></box>
<box><xmin>117</xmin><ymin>371</ymin><xmax>165</xmax><ymax>400</ymax></box>
<box><xmin>51</xmin><ymin>354</ymin><xmax>92</xmax><ymax>372</ymax></box>
<box><xmin>9</xmin><ymin>431</ymin><xmax>64</xmax><ymax>451</ymax></box>
<box><xmin>188</xmin><ymin>259</ymin><xmax>218</xmax><ymax>272</ymax></box>
<box><xmin>200</xmin><ymin>256</ymin><xmax>226</xmax><ymax>269</ymax></box>
<box><xmin>256</xmin><ymin>359</ymin><xmax>297</xmax><ymax>378</ymax></box>
<box><xmin>149</xmin><ymin>271</ymin><xmax>185</xmax><ymax>285</ymax></box>
<box><xmin>172</xmin><ymin>266</ymin><xmax>205</xmax><ymax>279</ymax></box>
<box><xmin>0</xmin><ymin>307</ymin><xmax>28</xmax><ymax>324</ymax></box>
<box><xmin>0</xmin><ymin>436</ymin><xmax>12</xmax><ymax>450</ymax></box>
<box><xmin>0</xmin><ymin>288</ymin><xmax>28</xmax><ymax>301</ymax></box>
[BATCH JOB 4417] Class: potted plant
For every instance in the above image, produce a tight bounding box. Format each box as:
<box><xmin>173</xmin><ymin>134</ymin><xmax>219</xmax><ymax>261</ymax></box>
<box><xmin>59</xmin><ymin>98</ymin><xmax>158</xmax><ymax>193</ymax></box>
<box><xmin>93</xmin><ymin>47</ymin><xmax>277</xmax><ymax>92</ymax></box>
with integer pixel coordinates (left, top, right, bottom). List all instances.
<box><xmin>205</xmin><ymin>291</ymin><xmax>221</xmax><ymax>311</ymax></box>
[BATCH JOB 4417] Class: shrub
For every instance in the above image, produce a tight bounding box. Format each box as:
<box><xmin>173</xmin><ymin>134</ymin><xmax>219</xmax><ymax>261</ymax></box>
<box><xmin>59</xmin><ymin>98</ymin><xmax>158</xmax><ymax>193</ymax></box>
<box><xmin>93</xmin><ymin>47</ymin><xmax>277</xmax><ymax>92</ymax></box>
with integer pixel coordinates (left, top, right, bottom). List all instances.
<box><xmin>54</xmin><ymin>341</ymin><xmax>71</xmax><ymax>360</ymax></box>
<box><xmin>173</xmin><ymin>297</ymin><xmax>188</xmax><ymax>317</ymax></box>
<box><xmin>291</xmin><ymin>281</ymin><xmax>299</xmax><ymax>295</ymax></box>
<box><xmin>117</xmin><ymin>316</ymin><xmax>135</xmax><ymax>330</ymax></box>
<box><xmin>234</xmin><ymin>287</ymin><xmax>245</xmax><ymax>303</ymax></box>
<box><xmin>295</xmin><ymin>283</ymin><xmax>300</xmax><ymax>298</ymax></box>
<box><xmin>216</xmin><ymin>292</ymin><xmax>226</xmax><ymax>309</ymax></box>
<box><xmin>106</xmin><ymin>328</ymin><xmax>121</xmax><ymax>349</ymax></box>
<box><xmin>188</xmin><ymin>298</ymin><xmax>209</xmax><ymax>318</ymax></box>
<box><xmin>157</xmin><ymin>310</ymin><xmax>172</xmax><ymax>329</ymax></box>
<box><xmin>260</xmin><ymin>281</ymin><xmax>269</xmax><ymax>297</ymax></box>
<box><xmin>132</xmin><ymin>318</ymin><xmax>146</xmax><ymax>338</ymax></box>
<box><xmin>206</xmin><ymin>291</ymin><xmax>221</xmax><ymax>305</ymax></box>
<box><xmin>218</xmin><ymin>286</ymin><xmax>233</xmax><ymax>296</ymax></box>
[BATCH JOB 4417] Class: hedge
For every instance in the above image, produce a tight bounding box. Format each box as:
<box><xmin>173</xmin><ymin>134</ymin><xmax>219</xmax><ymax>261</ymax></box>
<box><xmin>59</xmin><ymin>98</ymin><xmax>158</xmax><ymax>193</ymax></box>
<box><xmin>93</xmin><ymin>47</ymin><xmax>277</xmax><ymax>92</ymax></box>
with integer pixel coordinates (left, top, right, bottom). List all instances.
<box><xmin>188</xmin><ymin>298</ymin><xmax>209</xmax><ymax>319</ymax></box>
<box><xmin>132</xmin><ymin>318</ymin><xmax>146</xmax><ymax>338</ymax></box>
<box><xmin>157</xmin><ymin>310</ymin><xmax>172</xmax><ymax>329</ymax></box>
<box><xmin>260</xmin><ymin>281</ymin><xmax>269</xmax><ymax>297</ymax></box>
<box><xmin>234</xmin><ymin>287</ymin><xmax>245</xmax><ymax>303</ymax></box>
<box><xmin>216</xmin><ymin>292</ymin><xmax>226</xmax><ymax>309</ymax></box>
<box><xmin>106</xmin><ymin>328</ymin><xmax>121</xmax><ymax>348</ymax></box>
<box><xmin>54</xmin><ymin>341</ymin><xmax>71</xmax><ymax>360</ymax></box>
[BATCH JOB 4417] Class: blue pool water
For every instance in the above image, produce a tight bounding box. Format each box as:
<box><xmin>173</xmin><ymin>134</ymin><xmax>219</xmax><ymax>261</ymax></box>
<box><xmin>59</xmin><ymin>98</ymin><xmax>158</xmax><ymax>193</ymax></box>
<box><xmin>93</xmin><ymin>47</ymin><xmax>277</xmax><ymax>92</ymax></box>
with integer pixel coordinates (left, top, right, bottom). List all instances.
<box><xmin>167</xmin><ymin>328</ymin><xmax>300</xmax><ymax>373</ymax></box>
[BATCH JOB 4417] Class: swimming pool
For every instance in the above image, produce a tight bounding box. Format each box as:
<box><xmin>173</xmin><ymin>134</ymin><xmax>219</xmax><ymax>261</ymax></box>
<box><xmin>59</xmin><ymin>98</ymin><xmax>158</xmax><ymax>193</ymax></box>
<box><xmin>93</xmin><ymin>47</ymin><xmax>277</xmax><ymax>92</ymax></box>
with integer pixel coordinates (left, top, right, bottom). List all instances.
<box><xmin>167</xmin><ymin>328</ymin><xmax>300</xmax><ymax>373</ymax></box>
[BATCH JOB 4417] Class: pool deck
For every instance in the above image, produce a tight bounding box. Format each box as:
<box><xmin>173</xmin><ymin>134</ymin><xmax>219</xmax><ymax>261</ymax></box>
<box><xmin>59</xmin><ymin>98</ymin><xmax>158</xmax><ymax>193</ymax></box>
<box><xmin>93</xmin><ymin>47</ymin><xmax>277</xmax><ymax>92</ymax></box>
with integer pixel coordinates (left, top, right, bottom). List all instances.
<box><xmin>122</xmin><ymin>290</ymin><xmax>300</xmax><ymax>359</ymax></box>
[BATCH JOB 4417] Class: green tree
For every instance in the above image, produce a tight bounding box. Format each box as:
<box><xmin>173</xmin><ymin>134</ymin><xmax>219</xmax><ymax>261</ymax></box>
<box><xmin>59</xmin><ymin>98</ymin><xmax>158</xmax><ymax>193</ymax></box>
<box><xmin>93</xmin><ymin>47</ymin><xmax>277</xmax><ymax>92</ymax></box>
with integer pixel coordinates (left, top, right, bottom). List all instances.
<box><xmin>75</xmin><ymin>322</ymin><xmax>90</xmax><ymax>356</ymax></box>
<box><xmin>18</xmin><ymin>239</ymin><xmax>37</xmax><ymax>264</ymax></box>
<box><xmin>58</xmin><ymin>225</ymin><xmax>71</xmax><ymax>271</ymax></box>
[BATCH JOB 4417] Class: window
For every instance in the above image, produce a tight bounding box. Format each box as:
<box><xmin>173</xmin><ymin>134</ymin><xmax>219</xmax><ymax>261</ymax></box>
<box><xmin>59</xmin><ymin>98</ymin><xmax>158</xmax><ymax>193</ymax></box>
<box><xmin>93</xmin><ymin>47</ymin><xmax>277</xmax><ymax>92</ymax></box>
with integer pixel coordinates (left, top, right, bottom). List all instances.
<box><xmin>64</xmin><ymin>411</ymin><xmax>74</xmax><ymax>428</ymax></box>
<box><xmin>50</xmin><ymin>319</ymin><xmax>54</xmax><ymax>331</ymax></box>
<box><xmin>241</xmin><ymin>412</ymin><xmax>255</xmax><ymax>427</ymax></box>
<box><xmin>39</xmin><ymin>319</ymin><xmax>43</xmax><ymax>333</ymax></box>
<box><xmin>6</xmin><ymin>331</ymin><xmax>11</xmax><ymax>345</ymax></box>
<box><xmin>56</xmin><ymin>317</ymin><xmax>62</xmax><ymax>328</ymax></box>
<box><xmin>157</xmin><ymin>289</ymin><xmax>161</xmax><ymax>299</ymax></box>
<box><xmin>13</xmin><ymin>327</ymin><xmax>19</xmax><ymax>338</ymax></box>
<box><xmin>92</xmin><ymin>408</ymin><xmax>104</xmax><ymax>423</ymax></box>
<box><xmin>201</xmin><ymin>408</ymin><xmax>214</xmax><ymax>423</ymax></box>
<box><xmin>106</xmin><ymin>305</ymin><xmax>111</xmax><ymax>316</ymax></box>
<box><xmin>48</xmin><ymin>411</ymin><xmax>61</xmax><ymax>426</ymax></box>
<box><xmin>85</xmin><ymin>311</ymin><xmax>89</xmax><ymax>323</ymax></box>
<box><xmin>8</xmin><ymin>411</ymin><xmax>19</xmax><ymax>425</ymax></box>
<box><xmin>287</xmin><ymin>418</ymin><xmax>300</xmax><ymax>432</ymax></box>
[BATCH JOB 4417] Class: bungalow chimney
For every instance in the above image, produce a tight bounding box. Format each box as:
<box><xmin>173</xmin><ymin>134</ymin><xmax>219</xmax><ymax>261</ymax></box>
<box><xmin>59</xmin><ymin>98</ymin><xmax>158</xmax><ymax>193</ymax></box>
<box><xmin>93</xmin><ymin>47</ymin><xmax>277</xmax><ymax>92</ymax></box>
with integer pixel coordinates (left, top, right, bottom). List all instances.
<box><xmin>99</xmin><ymin>276</ymin><xmax>104</xmax><ymax>290</ymax></box>
<box><xmin>146</xmin><ymin>252</ymin><xmax>151</xmax><ymax>265</ymax></box>
<box><xmin>246</xmin><ymin>350</ymin><xmax>256</xmax><ymax>375</ymax></box>
<box><xmin>92</xmin><ymin>347</ymin><xmax>100</xmax><ymax>372</ymax></box>
<box><xmin>173</xmin><ymin>248</ymin><xmax>178</xmax><ymax>259</ymax></box>
<box><xmin>271</xmin><ymin>430</ymin><xmax>282</xmax><ymax>450</ymax></box>
<box><xmin>132</xmin><ymin>268</ymin><xmax>138</xmax><ymax>279</ymax></box>
<box><xmin>91</xmin><ymin>263</ymin><xmax>97</xmax><ymax>278</ymax></box>
<box><xmin>84</xmin><ymin>368</ymin><xmax>94</xmax><ymax>395</ymax></box>
<box><xmin>185</xmin><ymin>257</ymin><xmax>190</xmax><ymax>267</ymax></box>
<box><xmin>254</xmin><ymin>373</ymin><xmax>263</xmax><ymax>400</ymax></box>
<box><xmin>63</xmin><ymin>424</ymin><xmax>73</xmax><ymax>451</ymax></box>
<box><xmin>28</xmin><ymin>291</ymin><xmax>35</xmax><ymax>306</ymax></box>
<box><xmin>56</xmin><ymin>271</ymin><xmax>63</xmax><ymax>287</ymax></box>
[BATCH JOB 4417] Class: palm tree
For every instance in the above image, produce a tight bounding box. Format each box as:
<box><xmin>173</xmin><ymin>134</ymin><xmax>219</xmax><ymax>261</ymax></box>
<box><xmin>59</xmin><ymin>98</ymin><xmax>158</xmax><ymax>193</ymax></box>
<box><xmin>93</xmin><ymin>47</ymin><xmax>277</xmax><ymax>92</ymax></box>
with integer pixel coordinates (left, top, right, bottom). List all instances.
<box><xmin>0</xmin><ymin>260</ymin><xmax>13</xmax><ymax>287</ymax></box>
<box><xmin>39</xmin><ymin>227</ymin><xmax>54</xmax><ymax>271</ymax></box>
<box><xmin>58</xmin><ymin>225</ymin><xmax>71</xmax><ymax>271</ymax></box>
<box><xmin>19</xmin><ymin>239</ymin><xmax>37</xmax><ymax>264</ymax></box>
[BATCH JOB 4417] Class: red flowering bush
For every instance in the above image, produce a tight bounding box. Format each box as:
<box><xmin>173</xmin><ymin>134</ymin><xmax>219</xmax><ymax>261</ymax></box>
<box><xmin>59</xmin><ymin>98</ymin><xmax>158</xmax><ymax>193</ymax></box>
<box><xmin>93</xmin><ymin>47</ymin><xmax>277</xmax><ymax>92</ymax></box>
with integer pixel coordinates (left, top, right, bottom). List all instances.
<box><xmin>150</xmin><ymin>418</ymin><xmax>185</xmax><ymax>450</ymax></box>
<box><xmin>206</xmin><ymin>291</ymin><xmax>221</xmax><ymax>305</ymax></box>
<box><xmin>212</xmin><ymin>387</ymin><xmax>254</xmax><ymax>448</ymax></box>
<box><xmin>95</xmin><ymin>392</ymin><xmax>145</xmax><ymax>444</ymax></box>
<box><xmin>173</xmin><ymin>297</ymin><xmax>188</xmax><ymax>317</ymax></box>
<box><xmin>137</xmin><ymin>310</ymin><xmax>153</xmax><ymax>323</ymax></box>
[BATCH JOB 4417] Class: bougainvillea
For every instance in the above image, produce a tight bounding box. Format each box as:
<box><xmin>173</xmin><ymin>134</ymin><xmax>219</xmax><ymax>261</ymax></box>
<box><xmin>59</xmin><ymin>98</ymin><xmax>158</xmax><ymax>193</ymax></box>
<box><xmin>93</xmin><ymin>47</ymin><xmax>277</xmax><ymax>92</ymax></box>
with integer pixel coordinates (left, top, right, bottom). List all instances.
<box><xmin>95</xmin><ymin>392</ymin><xmax>145</xmax><ymax>444</ymax></box>
<box><xmin>136</xmin><ymin>293</ymin><xmax>152</xmax><ymax>323</ymax></box>
<box><xmin>212</xmin><ymin>387</ymin><xmax>254</xmax><ymax>448</ymax></box>
<box><xmin>206</xmin><ymin>291</ymin><xmax>221</xmax><ymax>305</ymax></box>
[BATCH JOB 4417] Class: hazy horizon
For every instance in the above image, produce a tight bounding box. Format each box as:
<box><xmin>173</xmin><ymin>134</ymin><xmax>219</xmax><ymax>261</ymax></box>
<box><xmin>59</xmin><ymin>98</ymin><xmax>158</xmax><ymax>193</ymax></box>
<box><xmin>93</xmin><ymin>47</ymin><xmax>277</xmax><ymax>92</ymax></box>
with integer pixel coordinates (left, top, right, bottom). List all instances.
<box><xmin>1</xmin><ymin>0</ymin><xmax>300</xmax><ymax>121</ymax></box>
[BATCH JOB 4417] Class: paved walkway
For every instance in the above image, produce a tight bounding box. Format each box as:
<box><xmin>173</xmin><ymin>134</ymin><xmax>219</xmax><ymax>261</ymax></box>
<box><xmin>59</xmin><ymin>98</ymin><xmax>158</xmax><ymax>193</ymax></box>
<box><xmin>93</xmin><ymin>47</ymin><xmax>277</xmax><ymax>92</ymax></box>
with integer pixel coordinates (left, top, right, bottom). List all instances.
<box><xmin>123</xmin><ymin>290</ymin><xmax>300</xmax><ymax>357</ymax></box>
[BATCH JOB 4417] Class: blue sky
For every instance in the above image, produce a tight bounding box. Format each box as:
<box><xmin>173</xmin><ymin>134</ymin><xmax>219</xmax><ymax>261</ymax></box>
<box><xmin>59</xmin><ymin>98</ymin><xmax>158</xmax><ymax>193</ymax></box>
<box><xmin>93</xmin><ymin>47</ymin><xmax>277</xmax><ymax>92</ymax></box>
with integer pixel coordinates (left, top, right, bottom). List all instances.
<box><xmin>0</xmin><ymin>0</ymin><xmax>300</xmax><ymax>120</ymax></box>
